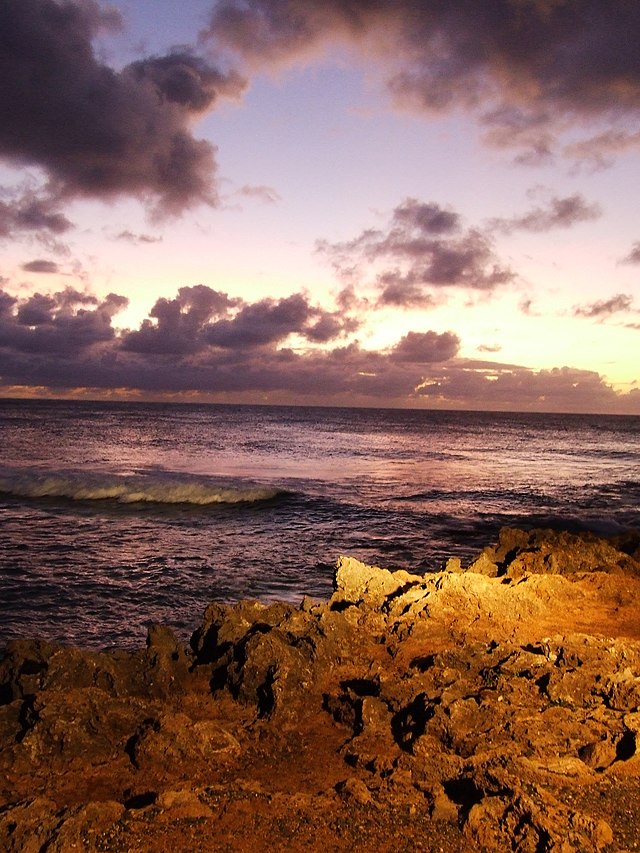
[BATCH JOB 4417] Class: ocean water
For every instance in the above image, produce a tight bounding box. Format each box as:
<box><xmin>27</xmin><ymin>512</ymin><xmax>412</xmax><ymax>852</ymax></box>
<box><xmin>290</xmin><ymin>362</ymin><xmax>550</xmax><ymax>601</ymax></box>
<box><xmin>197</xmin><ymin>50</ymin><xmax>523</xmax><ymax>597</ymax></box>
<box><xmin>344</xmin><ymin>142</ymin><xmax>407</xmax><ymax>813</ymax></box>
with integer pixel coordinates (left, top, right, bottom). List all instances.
<box><xmin>1</xmin><ymin>399</ymin><xmax>638</xmax><ymax>650</ymax></box>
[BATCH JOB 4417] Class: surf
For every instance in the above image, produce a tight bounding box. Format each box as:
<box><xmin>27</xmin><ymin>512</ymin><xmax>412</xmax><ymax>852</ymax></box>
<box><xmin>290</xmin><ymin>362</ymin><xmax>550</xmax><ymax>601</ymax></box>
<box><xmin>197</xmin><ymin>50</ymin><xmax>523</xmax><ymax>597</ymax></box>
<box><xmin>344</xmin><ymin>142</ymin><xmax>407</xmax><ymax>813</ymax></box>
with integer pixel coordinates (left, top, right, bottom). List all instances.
<box><xmin>0</xmin><ymin>467</ymin><xmax>284</xmax><ymax>507</ymax></box>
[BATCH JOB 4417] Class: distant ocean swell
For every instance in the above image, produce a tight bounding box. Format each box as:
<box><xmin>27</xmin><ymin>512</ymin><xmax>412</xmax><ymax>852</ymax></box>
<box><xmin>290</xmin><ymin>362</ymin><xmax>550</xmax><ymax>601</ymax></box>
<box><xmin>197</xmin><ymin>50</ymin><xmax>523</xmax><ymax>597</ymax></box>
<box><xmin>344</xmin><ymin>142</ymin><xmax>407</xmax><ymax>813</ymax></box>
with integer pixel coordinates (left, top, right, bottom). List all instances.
<box><xmin>0</xmin><ymin>467</ymin><xmax>285</xmax><ymax>506</ymax></box>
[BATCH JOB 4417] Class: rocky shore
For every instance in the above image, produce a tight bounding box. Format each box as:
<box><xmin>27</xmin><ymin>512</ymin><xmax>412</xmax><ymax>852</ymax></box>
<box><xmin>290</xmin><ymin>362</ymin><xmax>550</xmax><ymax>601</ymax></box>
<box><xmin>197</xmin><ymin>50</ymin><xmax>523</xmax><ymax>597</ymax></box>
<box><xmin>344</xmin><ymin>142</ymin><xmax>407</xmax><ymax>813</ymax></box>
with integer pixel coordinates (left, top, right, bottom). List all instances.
<box><xmin>2</xmin><ymin>527</ymin><xmax>640</xmax><ymax>852</ymax></box>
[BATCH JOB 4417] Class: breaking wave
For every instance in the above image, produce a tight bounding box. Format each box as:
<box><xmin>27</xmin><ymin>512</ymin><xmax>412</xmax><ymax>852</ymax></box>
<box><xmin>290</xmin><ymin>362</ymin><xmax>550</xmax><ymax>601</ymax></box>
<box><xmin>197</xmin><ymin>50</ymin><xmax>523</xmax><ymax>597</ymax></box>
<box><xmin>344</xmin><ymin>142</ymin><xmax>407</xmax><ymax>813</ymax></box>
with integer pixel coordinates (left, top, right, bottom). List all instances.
<box><xmin>0</xmin><ymin>467</ymin><xmax>284</xmax><ymax>506</ymax></box>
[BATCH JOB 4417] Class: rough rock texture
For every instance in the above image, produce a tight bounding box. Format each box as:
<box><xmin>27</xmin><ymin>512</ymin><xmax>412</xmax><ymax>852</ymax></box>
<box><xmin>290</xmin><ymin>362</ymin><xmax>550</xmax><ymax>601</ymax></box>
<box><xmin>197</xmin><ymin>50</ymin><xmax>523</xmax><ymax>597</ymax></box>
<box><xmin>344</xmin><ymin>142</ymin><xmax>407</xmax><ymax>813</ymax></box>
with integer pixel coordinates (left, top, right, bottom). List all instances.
<box><xmin>1</xmin><ymin>528</ymin><xmax>640</xmax><ymax>852</ymax></box>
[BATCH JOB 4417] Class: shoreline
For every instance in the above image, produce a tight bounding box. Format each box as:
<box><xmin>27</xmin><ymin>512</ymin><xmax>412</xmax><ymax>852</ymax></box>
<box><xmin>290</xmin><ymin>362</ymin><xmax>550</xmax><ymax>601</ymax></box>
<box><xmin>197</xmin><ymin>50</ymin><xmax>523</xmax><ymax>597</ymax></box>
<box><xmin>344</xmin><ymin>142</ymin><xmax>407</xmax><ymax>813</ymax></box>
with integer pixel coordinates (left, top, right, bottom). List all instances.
<box><xmin>1</xmin><ymin>526</ymin><xmax>640</xmax><ymax>851</ymax></box>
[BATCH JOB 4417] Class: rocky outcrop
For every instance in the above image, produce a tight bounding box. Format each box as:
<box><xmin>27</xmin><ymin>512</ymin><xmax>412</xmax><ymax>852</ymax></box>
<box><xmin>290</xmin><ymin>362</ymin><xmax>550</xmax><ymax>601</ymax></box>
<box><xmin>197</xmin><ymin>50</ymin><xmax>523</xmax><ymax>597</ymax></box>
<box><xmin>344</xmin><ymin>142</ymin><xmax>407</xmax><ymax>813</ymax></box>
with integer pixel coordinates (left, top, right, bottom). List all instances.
<box><xmin>1</xmin><ymin>528</ymin><xmax>640</xmax><ymax>852</ymax></box>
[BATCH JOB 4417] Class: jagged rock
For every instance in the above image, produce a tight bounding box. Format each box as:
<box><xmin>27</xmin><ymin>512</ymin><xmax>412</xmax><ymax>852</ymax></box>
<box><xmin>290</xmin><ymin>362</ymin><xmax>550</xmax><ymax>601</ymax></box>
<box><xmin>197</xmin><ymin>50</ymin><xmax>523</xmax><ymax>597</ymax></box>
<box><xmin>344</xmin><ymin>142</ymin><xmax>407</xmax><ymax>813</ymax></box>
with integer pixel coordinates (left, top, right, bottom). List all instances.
<box><xmin>130</xmin><ymin>712</ymin><xmax>240</xmax><ymax>770</ymax></box>
<box><xmin>0</xmin><ymin>798</ymin><xmax>123</xmax><ymax>853</ymax></box>
<box><xmin>155</xmin><ymin>787</ymin><xmax>215</xmax><ymax>820</ymax></box>
<box><xmin>143</xmin><ymin>624</ymin><xmax>192</xmax><ymax>697</ymax></box>
<box><xmin>466</xmin><ymin>787</ymin><xmax>614</xmax><ymax>852</ymax></box>
<box><xmin>331</xmin><ymin>555</ymin><xmax>424</xmax><ymax>608</ymax></box>
<box><xmin>334</xmin><ymin>777</ymin><xmax>373</xmax><ymax>805</ymax></box>
<box><xmin>1</xmin><ymin>527</ymin><xmax>640</xmax><ymax>852</ymax></box>
<box><xmin>16</xmin><ymin>687</ymin><xmax>147</xmax><ymax>766</ymax></box>
<box><xmin>473</xmin><ymin>526</ymin><xmax>640</xmax><ymax>579</ymax></box>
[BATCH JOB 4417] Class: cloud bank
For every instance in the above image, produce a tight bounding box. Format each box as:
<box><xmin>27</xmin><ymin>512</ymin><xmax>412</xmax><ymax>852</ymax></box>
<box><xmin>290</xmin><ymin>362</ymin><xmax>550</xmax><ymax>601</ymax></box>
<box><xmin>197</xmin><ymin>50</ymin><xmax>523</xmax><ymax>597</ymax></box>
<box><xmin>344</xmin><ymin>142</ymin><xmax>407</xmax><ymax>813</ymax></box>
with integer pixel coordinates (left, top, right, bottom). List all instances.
<box><xmin>0</xmin><ymin>283</ymin><xmax>636</xmax><ymax>413</ymax></box>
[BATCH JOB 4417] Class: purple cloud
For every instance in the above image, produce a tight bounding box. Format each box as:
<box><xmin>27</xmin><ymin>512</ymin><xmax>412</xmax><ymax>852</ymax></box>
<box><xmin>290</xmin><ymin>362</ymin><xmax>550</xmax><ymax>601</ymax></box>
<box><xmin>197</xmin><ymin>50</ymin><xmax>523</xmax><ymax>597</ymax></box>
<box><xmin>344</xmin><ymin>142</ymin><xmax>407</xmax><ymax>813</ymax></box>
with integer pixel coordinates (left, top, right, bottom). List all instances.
<box><xmin>114</xmin><ymin>231</ymin><xmax>162</xmax><ymax>245</ymax></box>
<box><xmin>205</xmin><ymin>293</ymin><xmax>357</xmax><ymax>348</ymax></box>
<box><xmin>206</xmin><ymin>0</ymin><xmax>640</xmax><ymax>163</ymax></box>
<box><xmin>236</xmin><ymin>185</ymin><xmax>282</xmax><ymax>204</ymax></box>
<box><xmin>573</xmin><ymin>293</ymin><xmax>635</xmax><ymax>318</ymax></box>
<box><xmin>319</xmin><ymin>198</ymin><xmax>514</xmax><ymax>306</ymax></box>
<box><xmin>122</xmin><ymin>285</ymin><xmax>241</xmax><ymax>355</ymax></box>
<box><xmin>21</xmin><ymin>260</ymin><xmax>60</xmax><ymax>274</ymax></box>
<box><xmin>0</xmin><ymin>191</ymin><xmax>73</xmax><ymax>240</ymax></box>
<box><xmin>389</xmin><ymin>331</ymin><xmax>459</xmax><ymax>363</ymax></box>
<box><xmin>416</xmin><ymin>363</ymin><xmax>629</xmax><ymax>412</ymax></box>
<box><xmin>490</xmin><ymin>194</ymin><xmax>602</xmax><ymax>234</ymax></box>
<box><xmin>0</xmin><ymin>287</ymin><xmax>127</xmax><ymax>355</ymax></box>
<box><xmin>621</xmin><ymin>242</ymin><xmax>640</xmax><ymax>265</ymax></box>
<box><xmin>0</xmin><ymin>284</ymin><xmax>636</xmax><ymax>412</ymax></box>
<box><xmin>0</xmin><ymin>1</ymin><xmax>246</xmax><ymax>215</ymax></box>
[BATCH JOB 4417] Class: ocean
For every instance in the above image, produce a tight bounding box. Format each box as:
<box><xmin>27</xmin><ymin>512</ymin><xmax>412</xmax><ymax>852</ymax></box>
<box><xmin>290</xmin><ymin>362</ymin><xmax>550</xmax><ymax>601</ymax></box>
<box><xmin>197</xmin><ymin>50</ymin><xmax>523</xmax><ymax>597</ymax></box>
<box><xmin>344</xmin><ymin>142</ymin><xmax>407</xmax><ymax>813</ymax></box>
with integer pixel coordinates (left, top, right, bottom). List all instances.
<box><xmin>1</xmin><ymin>399</ymin><xmax>638</xmax><ymax>650</ymax></box>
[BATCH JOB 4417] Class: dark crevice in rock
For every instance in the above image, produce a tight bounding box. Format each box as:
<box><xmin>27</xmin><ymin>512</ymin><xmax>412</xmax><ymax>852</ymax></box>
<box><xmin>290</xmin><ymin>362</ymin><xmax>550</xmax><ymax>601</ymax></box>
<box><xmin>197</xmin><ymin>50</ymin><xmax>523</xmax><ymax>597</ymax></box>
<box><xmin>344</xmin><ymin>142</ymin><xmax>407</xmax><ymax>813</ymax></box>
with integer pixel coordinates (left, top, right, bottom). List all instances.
<box><xmin>392</xmin><ymin>694</ymin><xmax>438</xmax><ymax>752</ymax></box>
<box><xmin>123</xmin><ymin>791</ymin><xmax>158</xmax><ymax>810</ymax></box>
<box><xmin>255</xmin><ymin>668</ymin><xmax>276</xmax><ymax>718</ymax></box>
<box><xmin>616</xmin><ymin>730</ymin><xmax>636</xmax><ymax>761</ymax></box>
<box><xmin>340</xmin><ymin>678</ymin><xmax>380</xmax><ymax>698</ymax></box>
<box><xmin>330</xmin><ymin>600</ymin><xmax>354</xmax><ymax>613</ymax></box>
<box><xmin>409</xmin><ymin>654</ymin><xmax>435</xmax><ymax>672</ymax></box>
<box><xmin>442</xmin><ymin>777</ymin><xmax>484</xmax><ymax>818</ymax></box>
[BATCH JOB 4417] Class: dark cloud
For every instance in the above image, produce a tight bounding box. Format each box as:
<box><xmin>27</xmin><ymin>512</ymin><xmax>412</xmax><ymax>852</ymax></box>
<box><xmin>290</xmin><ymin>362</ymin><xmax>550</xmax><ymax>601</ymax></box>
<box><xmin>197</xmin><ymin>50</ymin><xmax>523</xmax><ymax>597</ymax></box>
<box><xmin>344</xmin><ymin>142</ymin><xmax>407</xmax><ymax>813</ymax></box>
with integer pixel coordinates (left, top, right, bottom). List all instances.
<box><xmin>490</xmin><ymin>194</ymin><xmax>602</xmax><ymax>234</ymax></box>
<box><xmin>0</xmin><ymin>191</ymin><xmax>73</xmax><ymax>240</ymax></box>
<box><xmin>0</xmin><ymin>284</ymin><xmax>637</xmax><ymax>412</ymax></box>
<box><xmin>621</xmin><ymin>242</ymin><xmax>640</xmax><ymax>265</ymax></box>
<box><xmin>127</xmin><ymin>52</ymin><xmax>243</xmax><ymax>113</ymax></box>
<box><xmin>573</xmin><ymin>293</ymin><xmax>634</xmax><ymax>318</ymax></box>
<box><xmin>121</xmin><ymin>286</ymin><xmax>356</xmax><ymax>356</ymax></box>
<box><xmin>415</xmin><ymin>364</ymin><xmax>628</xmax><ymax>412</ymax></box>
<box><xmin>205</xmin><ymin>293</ymin><xmax>357</xmax><ymax>348</ymax></box>
<box><xmin>389</xmin><ymin>331</ymin><xmax>459</xmax><ymax>363</ymax></box>
<box><xmin>0</xmin><ymin>284</ymin><xmax>447</xmax><ymax>400</ymax></box>
<box><xmin>375</xmin><ymin>273</ymin><xmax>440</xmax><ymax>309</ymax></box>
<box><xmin>122</xmin><ymin>285</ymin><xmax>241</xmax><ymax>355</ymax></box>
<box><xmin>519</xmin><ymin>296</ymin><xmax>541</xmax><ymax>317</ymax></box>
<box><xmin>319</xmin><ymin>198</ymin><xmax>514</xmax><ymax>306</ymax></box>
<box><xmin>206</xmin><ymin>0</ymin><xmax>640</xmax><ymax>162</ymax></box>
<box><xmin>22</xmin><ymin>260</ymin><xmax>60</xmax><ymax>274</ymax></box>
<box><xmin>0</xmin><ymin>1</ymin><xmax>246</xmax><ymax>215</ymax></box>
<box><xmin>0</xmin><ymin>287</ymin><xmax>127</xmax><ymax>355</ymax></box>
<box><xmin>390</xmin><ymin>199</ymin><xmax>460</xmax><ymax>235</ymax></box>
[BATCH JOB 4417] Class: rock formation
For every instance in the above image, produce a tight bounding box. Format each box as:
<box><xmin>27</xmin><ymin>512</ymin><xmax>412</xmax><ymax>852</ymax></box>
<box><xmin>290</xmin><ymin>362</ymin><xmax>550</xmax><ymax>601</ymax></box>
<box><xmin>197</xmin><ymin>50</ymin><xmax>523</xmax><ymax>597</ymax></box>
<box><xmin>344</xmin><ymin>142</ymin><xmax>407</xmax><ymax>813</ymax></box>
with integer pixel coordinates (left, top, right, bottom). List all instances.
<box><xmin>1</xmin><ymin>528</ymin><xmax>640</xmax><ymax>851</ymax></box>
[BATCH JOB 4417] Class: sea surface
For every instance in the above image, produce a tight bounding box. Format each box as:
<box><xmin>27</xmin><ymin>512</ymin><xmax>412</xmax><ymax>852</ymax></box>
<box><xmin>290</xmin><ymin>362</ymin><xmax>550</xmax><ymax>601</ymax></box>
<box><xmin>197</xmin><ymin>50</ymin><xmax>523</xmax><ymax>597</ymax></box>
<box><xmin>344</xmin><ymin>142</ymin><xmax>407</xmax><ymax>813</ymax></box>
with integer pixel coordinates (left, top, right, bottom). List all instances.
<box><xmin>1</xmin><ymin>399</ymin><xmax>638</xmax><ymax>650</ymax></box>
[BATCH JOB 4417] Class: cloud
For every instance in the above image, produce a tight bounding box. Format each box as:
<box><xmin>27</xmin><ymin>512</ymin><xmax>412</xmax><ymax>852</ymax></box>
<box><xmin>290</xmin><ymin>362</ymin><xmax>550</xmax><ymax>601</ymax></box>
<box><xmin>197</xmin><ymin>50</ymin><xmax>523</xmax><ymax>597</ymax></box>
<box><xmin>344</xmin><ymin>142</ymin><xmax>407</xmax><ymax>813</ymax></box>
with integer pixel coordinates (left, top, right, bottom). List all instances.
<box><xmin>21</xmin><ymin>260</ymin><xmax>60</xmax><ymax>274</ymax></box>
<box><xmin>621</xmin><ymin>242</ymin><xmax>640</xmax><ymax>265</ymax></box>
<box><xmin>319</xmin><ymin>197</ymin><xmax>514</xmax><ymax>306</ymax></box>
<box><xmin>236</xmin><ymin>184</ymin><xmax>282</xmax><ymax>204</ymax></box>
<box><xmin>0</xmin><ymin>284</ymin><xmax>636</xmax><ymax>412</ymax></box>
<box><xmin>0</xmin><ymin>284</ymin><xmax>452</xmax><ymax>401</ymax></box>
<box><xmin>206</xmin><ymin>0</ymin><xmax>640</xmax><ymax>162</ymax></box>
<box><xmin>0</xmin><ymin>191</ymin><xmax>73</xmax><ymax>240</ymax></box>
<box><xmin>122</xmin><ymin>285</ymin><xmax>241</xmax><ymax>355</ymax></box>
<box><xmin>389</xmin><ymin>330</ymin><xmax>459</xmax><ymax>363</ymax></box>
<box><xmin>416</xmin><ymin>363</ymin><xmax>630</xmax><ymax>412</ymax></box>
<box><xmin>205</xmin><ymin>293</ymin><xmax>358</xmax><ymax>348</ymax></box>
<box><xmin>114</xmin><ymin>230</ymin><xmax>162</xmax><ymax>245</ymax></box>
<box><xmin>0</xmin><ymin>1</ymin><xmax>246</xmax><ymax>216</ymax></box>
<box><xmin>0</xmin><ymin>287</ymin><xmax>127</xmax><ymax>355</ymax></box>
<box><xmin>573</xmin><ymin>293</ymin><xmax>635</xmax><ymax>318</ymax></box>
<box><xmin>491</xmin><ymin>194</ymin><xmax>602</xmax><ymax>234</ymax></box>
<box><xmin>563</xmin><ymin>129</ymin><xmax>640</xmax><ymax>171</ymax></box>
<box><xmin>121</xmin><ymin>286</ymin><xmax>357</xmax><ymax>356</ymax></box>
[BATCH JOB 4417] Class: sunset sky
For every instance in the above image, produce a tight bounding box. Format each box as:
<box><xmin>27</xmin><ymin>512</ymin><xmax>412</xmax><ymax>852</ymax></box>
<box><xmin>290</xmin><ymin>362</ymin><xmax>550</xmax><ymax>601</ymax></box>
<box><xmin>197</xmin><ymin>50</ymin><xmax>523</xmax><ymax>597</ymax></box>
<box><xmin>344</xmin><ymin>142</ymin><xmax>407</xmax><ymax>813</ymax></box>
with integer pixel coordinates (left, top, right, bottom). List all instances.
<box><xmin>1</xmin><ymin>0</ymin><xmax>639</xmax><ymax>412</ymax></box>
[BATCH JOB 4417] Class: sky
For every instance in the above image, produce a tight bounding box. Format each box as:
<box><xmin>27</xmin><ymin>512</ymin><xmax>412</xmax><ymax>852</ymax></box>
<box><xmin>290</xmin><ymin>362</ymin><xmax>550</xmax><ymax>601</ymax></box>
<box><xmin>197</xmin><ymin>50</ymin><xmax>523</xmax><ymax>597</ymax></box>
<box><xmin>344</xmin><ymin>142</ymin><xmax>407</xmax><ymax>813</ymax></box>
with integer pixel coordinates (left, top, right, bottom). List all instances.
<box><xmin>1</xmin><ymin>0</ymin><xmax>639</xmax><ymax>413</ymax></box>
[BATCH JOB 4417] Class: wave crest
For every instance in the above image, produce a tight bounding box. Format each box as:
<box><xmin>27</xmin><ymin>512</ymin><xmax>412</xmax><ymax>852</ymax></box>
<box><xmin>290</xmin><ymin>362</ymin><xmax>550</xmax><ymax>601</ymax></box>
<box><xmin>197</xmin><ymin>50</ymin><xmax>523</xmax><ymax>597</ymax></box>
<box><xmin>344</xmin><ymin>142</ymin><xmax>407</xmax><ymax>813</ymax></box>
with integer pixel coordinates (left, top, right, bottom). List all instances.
<box><xmin>0</xmin><ymin>468</ymin><xmax>283</xmax><ymax>506</ymax></box>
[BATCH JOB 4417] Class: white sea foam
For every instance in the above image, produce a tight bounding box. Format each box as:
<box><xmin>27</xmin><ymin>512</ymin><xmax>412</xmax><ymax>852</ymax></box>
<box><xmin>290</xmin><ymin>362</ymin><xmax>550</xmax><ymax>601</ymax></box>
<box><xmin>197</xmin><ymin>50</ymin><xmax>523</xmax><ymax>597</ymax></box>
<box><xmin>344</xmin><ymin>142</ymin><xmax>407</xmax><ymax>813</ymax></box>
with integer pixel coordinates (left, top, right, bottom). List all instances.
<box><xmin>0</xmin><ymin>468</ymin><xmax>282</xmax><ymax>506</ymax></box>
